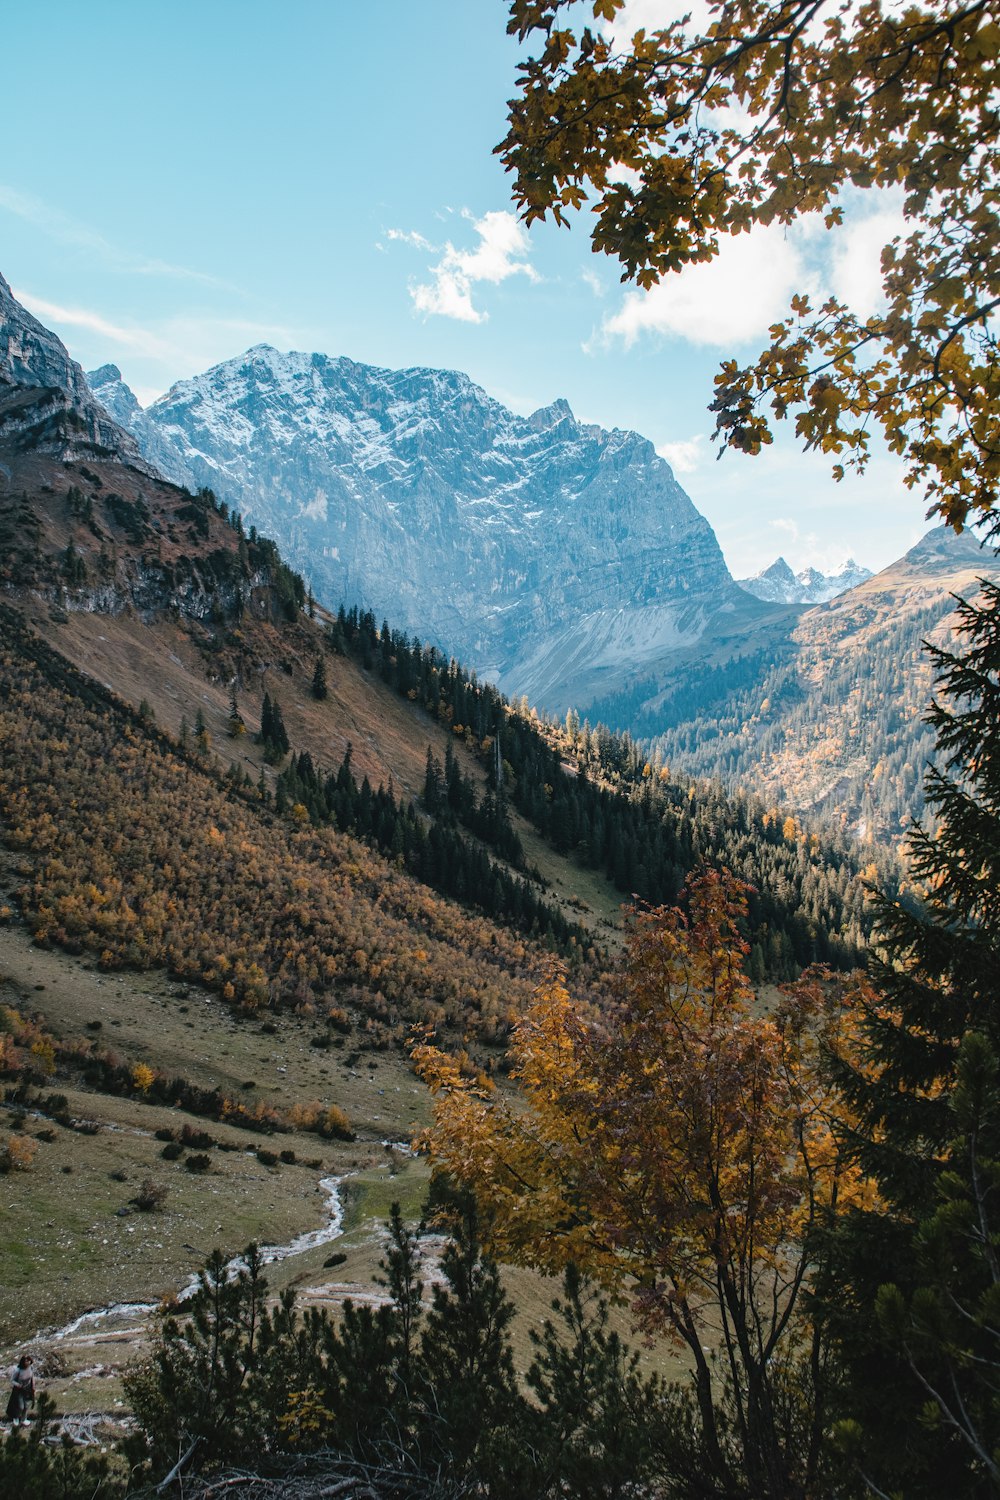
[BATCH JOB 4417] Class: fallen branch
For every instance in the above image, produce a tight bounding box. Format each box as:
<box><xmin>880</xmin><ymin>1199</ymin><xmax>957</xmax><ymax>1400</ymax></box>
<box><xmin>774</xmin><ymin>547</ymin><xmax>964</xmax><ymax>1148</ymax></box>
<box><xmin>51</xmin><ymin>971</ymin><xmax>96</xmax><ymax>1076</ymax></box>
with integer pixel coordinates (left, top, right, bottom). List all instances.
<box><xmin>156</xmin><ymin>1436</ymin><xmax>201</xmax><ymax>1493</ymax></box>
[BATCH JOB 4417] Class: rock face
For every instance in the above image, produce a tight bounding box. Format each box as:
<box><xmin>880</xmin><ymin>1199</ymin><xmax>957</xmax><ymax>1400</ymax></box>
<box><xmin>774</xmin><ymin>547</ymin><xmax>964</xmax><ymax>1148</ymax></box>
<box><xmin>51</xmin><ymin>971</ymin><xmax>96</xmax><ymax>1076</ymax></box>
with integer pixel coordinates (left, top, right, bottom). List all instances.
<box><xmin>737</xmin><ymin>555</ymin><xmax>872</xmax><ymax>604</ymax></box>
<box><xmin>87</xmin><ymin>347</ymin><xmax>754</xmax><ymax>702</ymax></box>
<box><xmin>0</xmin><ymin>276</ymin><xmax>156</xmax><ymax>475</ymax></box>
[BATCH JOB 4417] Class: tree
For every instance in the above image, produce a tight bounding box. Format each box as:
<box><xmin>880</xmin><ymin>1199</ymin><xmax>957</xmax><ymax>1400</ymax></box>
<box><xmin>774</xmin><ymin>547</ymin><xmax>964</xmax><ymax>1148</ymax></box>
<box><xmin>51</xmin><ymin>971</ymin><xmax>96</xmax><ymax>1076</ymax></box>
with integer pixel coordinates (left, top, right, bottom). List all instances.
<box><xmin>822</xmin><ymin>577</ymin><xmax>1000</xmax><ymax>1495</ymax></box>
<box><xmin>415</xmin><ymin>870</ymin><xmax>869</xmax><ymax>1497</ymax></box>
<box><xmin>502</xmin><ymin>1</ymin><xmax>1000</xmax><ymax>530</ymax></box>
<box><xmin>227</xmin><ymin>683</ymin><xmax>246</xmax><ymax>738</ymax></box>
<box><xmin>311</xmin><ymin>654</ymin><xmax>328</xmax><ymax>701</ymax></box>
<box><xmin>125</xmin><ymin>1245</ymin><xmax>269</xmax><ymax>1477</ymax></box>
<box><xmin>523</xmin><ymin>1263</ymin><xmax>664</xmax><ymax>1499</ymax></box>
<box><xmin>416</xmin><ymin>1185</ymin><xmax>520</xmax><ymax>1476</ymax></box>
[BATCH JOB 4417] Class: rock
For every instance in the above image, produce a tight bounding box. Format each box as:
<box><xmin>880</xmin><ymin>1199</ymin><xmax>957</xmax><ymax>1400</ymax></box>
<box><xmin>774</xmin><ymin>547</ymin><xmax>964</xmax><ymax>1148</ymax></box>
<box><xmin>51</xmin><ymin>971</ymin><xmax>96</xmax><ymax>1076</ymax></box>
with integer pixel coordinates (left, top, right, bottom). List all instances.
<box><xmin>86</xmin><ymin>346</ymin><xmax>752</xmax><ymax>709</ymax></box>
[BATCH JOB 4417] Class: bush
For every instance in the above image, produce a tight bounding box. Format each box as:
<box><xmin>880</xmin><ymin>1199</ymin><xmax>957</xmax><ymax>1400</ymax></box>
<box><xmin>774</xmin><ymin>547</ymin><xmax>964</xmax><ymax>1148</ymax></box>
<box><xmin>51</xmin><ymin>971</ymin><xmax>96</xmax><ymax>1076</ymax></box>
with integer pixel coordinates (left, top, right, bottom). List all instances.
<box><xmin>279</xmin><ymin>1148</ymin><xmax>297</xmax><ymax>1164</ymax></box>
<box><xmin>161</xmin><ymin>1142</ymin><xmax>184</xmax><ymax>1161</ymax></box>
<box><xmin>319</xmin><ymin>1104</ymin><xmax>354</xmax><ymax>1141</ymax></box>
<box><xmin>154</xmin><ymin>1127</ymin><xmax>176</xmax><ymax>1142</ymax></box>
<box><xmin>185</xmin><ymin>1154</ymin><xmax>211</xmax><ymax>1173</ymax></box>
<box><xmin>180</xmin><ymin>1124</ymin><xmax>214</xmax><ymax>1150</ymax></box>
<box><xmin>256</xmin><ymin>1148</ymin><xmax>279</xmax><ymax>1168</ymax></box>
<box><xmin>133</xmin><ymin>1179</ymin><xmax>168</xmax><ymax>1212</ymax></box>
<box><xmin>0</xmin><ymin>1134</ymin><xmax>37</xmax><ymax>1173</ymax></box>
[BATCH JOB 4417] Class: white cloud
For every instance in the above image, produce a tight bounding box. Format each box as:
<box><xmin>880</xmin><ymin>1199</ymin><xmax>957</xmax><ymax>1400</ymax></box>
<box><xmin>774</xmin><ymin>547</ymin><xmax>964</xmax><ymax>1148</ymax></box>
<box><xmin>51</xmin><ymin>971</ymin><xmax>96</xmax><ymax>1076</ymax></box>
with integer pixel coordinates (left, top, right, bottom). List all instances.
<box><xmin>597</xmin><ymin>221</ymin><xmax>815</xmax><ymax>348</ymax></box>
<box><xmin>603</xmin><ymin>0</ymin><xmax>714</xmax><ymax>46</ymax></box>
<box><xmin>656</xmin><ymin>435</ymin><xmax>705</xmax><ymax>473</ymax></box>
<box><xmin>829</xmin><ymin>188</ymin><xmax>906</xmax><ymax>318</ymax></box>
<box><xmin>596</xmin><ymin>188</ymin><xmax>909</xmax><ymax>351</ymax></box>
<box><xmin>409</xmin><ymin>210</ymin><xmax>538</xmax><ymax>324</ymax></box>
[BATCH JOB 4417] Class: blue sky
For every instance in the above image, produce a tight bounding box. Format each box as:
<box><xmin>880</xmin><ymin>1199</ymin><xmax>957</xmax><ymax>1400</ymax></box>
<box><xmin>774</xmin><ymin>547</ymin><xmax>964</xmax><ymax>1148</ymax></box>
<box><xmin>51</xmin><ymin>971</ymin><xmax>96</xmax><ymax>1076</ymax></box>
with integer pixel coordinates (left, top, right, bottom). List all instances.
<box><xmin>2</xmin><ymin>0</ymin><xmax>932</xmax><ymax>577</ymax></box>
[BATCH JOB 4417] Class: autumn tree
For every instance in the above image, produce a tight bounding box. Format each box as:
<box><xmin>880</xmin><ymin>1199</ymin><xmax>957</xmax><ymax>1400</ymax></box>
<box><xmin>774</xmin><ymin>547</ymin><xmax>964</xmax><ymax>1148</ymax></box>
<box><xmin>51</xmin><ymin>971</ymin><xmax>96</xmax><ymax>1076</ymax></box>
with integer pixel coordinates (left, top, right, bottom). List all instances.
<box><xmin>502</xmin><ymin>1</ymin><xmax>1000</xmax><ymax>530</ymax></box>
<box><xmin>415</xmin><ymin>871</ymin><xmax>870</xmax><ymax>1498</ymax></box>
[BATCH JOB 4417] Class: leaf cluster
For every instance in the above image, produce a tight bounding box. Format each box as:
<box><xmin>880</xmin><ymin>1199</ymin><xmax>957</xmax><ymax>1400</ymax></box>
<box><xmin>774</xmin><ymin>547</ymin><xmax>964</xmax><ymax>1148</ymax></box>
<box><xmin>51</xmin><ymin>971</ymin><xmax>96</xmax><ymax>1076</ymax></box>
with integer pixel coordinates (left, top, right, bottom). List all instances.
<box><xmin>503</xmin><ymin>0</ymin><xmax>1000</xmax><ymax>529</ymax></box>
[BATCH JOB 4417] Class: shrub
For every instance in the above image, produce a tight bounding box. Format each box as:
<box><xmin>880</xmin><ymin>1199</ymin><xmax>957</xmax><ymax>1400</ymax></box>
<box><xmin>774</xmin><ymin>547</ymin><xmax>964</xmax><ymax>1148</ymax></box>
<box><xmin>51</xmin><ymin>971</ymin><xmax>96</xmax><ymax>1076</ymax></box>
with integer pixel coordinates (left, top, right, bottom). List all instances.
<box><xmin>319</xmin><ymin>1104</ymin><xmax>354</xmax><ymax>1141</ymax></box>
<box><xmin>185</xmin><ymin>1154</ymin><xmax>211</xmax><ymax>1173</ymax></box>
<box><xmin>154</xmin><ymin>1127</ymin><xmax>176</xmax><ymax>1142</ymax></box>
<box><xmin>0</xmin><ymin>1134</ymin><xmax>37</xmax><ymax>1172</ymax></box>
<box><xmin>134</xmin><ymin>1179</ymin><xmax>168</xmax><ymax>1212</ymax></box>
<box><xmin>161</xmin><ymin>1142</ymin><xmax>183</xmax><ymax>1161</ymax></box>
<box><xmin>180</xmin><ymin>1125</ymin><xmax>214</xmax><ymax>1150</ymax></box>
<box><xmin>279</xmin><ymin>1148</ymin><xmax>297</xmax><ymax>1164</ymax></box>
<box><xmin>256</xmin><ymin>1148</ymin><xmax>279</xmax><ymax>1168</ymax></box>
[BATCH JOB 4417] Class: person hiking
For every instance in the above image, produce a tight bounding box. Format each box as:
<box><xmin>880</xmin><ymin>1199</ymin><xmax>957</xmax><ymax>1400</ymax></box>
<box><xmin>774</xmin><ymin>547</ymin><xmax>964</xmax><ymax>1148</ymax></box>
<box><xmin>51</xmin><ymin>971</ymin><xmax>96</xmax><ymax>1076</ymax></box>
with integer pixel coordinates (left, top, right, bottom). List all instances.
<box><xmin>6</xmin><ymin>1354</ymin><xmax>35</xmax><ymax>1427</ymax></box>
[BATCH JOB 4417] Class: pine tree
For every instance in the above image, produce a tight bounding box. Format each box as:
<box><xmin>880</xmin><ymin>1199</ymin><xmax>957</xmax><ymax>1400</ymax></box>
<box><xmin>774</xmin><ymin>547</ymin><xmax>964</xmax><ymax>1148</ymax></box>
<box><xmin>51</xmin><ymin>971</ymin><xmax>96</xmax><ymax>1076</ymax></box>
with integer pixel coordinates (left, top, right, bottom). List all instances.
<box><xmin>416</xmin><ymin>1185</ymin><xmax>519</xmax><ymax>1474</ymax></box>
<box><xmin>311</xmin><ymin>655</ymin><xmax>328</xmax><ymax>701</ymax></box>
<box><xmin>227</xmin><ymin>683</ymin><xmax>246</xmax><ymax>738</ymax></box>
<box><xmin>829</xmin><ymin>576</ymin><xmax>1000</xmax><ymax>1495</ymax></box>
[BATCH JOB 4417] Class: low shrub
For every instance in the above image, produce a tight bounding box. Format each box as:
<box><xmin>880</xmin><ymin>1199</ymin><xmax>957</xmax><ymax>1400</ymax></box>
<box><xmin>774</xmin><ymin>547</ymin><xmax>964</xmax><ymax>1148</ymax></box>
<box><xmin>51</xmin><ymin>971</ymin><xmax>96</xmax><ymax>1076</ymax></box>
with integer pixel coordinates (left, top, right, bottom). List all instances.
<box><xmin>134</xmin><ymin>1179</ymin><xmax>168</xmax><ymax>1211</ymax></box>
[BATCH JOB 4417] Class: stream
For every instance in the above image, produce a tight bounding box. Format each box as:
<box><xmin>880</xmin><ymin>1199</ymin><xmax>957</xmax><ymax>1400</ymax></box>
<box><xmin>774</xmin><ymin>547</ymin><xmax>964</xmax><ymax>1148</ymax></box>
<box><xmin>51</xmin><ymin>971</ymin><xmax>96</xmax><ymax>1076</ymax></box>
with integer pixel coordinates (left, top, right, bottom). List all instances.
<box><xmin>40</xmin><ymin>1173</ymin><xmax>348</xmax><ymax>1346</ymax></box>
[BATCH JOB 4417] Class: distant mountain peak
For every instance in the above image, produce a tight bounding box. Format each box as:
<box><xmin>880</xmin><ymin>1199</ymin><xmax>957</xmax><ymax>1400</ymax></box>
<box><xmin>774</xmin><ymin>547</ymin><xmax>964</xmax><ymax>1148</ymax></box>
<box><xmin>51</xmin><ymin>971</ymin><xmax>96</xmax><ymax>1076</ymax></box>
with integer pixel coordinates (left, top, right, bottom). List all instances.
<box><xmin>738</xmin><ymin>555</ymin><xmax>872</xmax><ymax>604</ymax></box>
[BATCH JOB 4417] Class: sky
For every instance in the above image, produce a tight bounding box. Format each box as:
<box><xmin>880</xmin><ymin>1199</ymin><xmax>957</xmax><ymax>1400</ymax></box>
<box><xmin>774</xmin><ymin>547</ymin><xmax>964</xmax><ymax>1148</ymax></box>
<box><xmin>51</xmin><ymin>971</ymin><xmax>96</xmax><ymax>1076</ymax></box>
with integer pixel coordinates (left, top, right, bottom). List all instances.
<box><xmin>1</xmin><ymin>0</ymin><xmax>934</xmax><ymax>578</ymax></box>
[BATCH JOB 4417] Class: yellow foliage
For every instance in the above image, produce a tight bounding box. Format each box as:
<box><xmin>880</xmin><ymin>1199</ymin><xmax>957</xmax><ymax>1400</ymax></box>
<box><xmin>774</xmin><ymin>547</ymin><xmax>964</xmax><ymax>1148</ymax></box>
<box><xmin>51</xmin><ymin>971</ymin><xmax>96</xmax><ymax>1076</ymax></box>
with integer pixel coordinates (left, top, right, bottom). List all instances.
<box><xmin>2</xmin><ymin>1134</ymin><xmax>37</xmax><ymax>1172</ymax></box>
<box><xmin>277</xmin><ymin>1388</ymin><xmax>334</xmax><ymax>1447</ymax></box>
<box><xmin>132</xmin><ymin>1063</ymin><xmax>156</xmax><ymax>1094</ymax></box>
<box><xmin>416</xmin><ymin>871</ymin><xmax>874</xmax><ymax>1355</ymax></box>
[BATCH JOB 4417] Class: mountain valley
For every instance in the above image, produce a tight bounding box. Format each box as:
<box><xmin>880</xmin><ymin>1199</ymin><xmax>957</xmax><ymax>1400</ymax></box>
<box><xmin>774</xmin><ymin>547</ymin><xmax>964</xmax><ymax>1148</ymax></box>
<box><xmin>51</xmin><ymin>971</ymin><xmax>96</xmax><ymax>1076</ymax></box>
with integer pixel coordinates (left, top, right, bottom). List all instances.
<box><xmin>0</xmin><ymin>277</ymin><xmax>887</xmax><ymax>1396</ymax></box>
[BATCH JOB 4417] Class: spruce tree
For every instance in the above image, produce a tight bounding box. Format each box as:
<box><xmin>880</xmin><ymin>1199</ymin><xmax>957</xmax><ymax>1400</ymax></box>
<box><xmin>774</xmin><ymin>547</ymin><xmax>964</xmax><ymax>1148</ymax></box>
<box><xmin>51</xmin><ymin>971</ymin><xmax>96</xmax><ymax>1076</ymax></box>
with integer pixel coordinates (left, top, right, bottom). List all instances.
<box><xmin>311</xmin><ymin>654</ymin><xmax>328</xmax><ymax>701</ymax></box>
<box><xmin>829</xmin><ymin>576</ymin><xmax>1000</xmax><ymax>1495</ymax></box>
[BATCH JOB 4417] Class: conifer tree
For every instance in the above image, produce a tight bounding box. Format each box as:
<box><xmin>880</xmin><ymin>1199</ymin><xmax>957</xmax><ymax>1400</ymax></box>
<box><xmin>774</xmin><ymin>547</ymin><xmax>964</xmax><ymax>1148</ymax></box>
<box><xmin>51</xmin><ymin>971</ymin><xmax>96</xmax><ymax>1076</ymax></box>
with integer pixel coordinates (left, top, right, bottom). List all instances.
<box><xmin>417</xmin><ymin>1187</ymin><xmax>519</xmax><ymax>1476</ymax></box>
<box><xmin>311</xmin><ymin>654</ymin><xmax>328</xmax><ymax>701</ymax></box>
<box><xmin>227</xmin><ymin>683</ymin><xmax>246</xmax><ymax>738</ymax></box>
<box><xmin>828</xmin><ymin>575</ymin><xmax>1000</xmax><ymax>1494</ymax></box>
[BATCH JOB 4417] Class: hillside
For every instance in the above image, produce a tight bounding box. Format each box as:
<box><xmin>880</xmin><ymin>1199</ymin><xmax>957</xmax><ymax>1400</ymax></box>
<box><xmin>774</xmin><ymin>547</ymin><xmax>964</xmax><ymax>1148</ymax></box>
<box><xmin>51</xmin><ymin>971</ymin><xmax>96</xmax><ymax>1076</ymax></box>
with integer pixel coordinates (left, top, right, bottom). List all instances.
<box><xmin>587</xmin><ymin>526</ymin><xmax>1000</xmax><ymax>844</ymax></box>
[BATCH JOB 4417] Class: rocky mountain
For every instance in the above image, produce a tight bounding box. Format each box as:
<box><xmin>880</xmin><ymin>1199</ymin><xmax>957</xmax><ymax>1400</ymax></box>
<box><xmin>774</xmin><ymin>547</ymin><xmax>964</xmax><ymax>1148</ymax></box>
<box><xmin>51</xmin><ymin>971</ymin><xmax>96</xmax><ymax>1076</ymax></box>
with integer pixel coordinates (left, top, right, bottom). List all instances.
<box><xmin>86</xmin><ymin>348</ymin><xmax>768</xmax><ymax>708</ymax></box>
<box><xmin>592</xmin><ymin>524</ymin><xmax>1000</xmax><ymax>843</ymax></box>
<box><xmin>737</xmin><ymin>555</ymin><xmax>872</xmax><ymax>604</ymax></box>
<box><xmin>0</xmin><ymin>274</ymin><xmax>156</xmax><ymax>477</ymax></box>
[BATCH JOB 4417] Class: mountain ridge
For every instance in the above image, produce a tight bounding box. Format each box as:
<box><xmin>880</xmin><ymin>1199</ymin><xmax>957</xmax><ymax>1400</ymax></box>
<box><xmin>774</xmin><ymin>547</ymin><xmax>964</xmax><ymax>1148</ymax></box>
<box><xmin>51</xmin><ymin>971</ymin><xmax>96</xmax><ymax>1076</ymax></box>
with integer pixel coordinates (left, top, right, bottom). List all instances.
<box><xmin>85</xmin><ymin>344</ymin><xmax>763</xmax><ymax>707</ymax></box>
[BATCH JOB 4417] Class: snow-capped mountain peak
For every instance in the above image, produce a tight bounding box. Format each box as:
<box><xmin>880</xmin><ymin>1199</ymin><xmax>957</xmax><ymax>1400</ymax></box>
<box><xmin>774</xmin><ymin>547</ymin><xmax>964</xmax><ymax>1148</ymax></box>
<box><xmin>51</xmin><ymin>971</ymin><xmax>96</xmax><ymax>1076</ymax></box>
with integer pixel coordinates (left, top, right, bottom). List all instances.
<box><xmin>737</xmin><ymin>555</ymin><xmax>872</xmax><ymax>604</ymax></box>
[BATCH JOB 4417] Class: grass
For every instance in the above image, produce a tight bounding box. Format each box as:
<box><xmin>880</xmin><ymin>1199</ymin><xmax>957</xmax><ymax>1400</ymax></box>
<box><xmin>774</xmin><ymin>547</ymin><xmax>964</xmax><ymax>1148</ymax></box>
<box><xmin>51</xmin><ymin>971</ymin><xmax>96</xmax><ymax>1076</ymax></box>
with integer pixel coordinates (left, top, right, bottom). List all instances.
<box><xmin>0</xmin><ymin>918</ymin><xmax>434</xmax><ymax>1368</ymax></box>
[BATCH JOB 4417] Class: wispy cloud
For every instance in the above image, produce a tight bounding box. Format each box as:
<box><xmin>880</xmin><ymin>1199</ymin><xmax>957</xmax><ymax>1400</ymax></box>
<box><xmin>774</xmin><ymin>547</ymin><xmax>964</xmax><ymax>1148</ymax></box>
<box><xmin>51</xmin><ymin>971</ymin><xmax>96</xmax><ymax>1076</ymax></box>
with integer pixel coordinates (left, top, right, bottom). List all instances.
<box><xmin>392</xmin><ymin>210</ymin><xmax>539</xmax><ymax>324</ymax></box>
<box><xmin>14</xmin><ymin>290</ymin><xmax>181</xmax><ymax>363</ymax></box>
<box><xmin>385</xmin><ymin>227</ymin><xmax>434</xmax><ymax>252</ymax></box>
<box><xmin>0</xmin><ymin>183</ymin><xmax>230</xmax><ymax>287</ymax></box>
<box><xmin>14</xmin><ymin>286</ymin><xmax>303</xmax><ymax>401</ymax></box>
